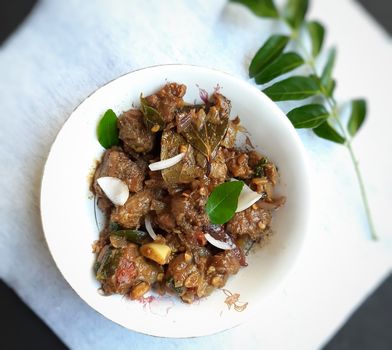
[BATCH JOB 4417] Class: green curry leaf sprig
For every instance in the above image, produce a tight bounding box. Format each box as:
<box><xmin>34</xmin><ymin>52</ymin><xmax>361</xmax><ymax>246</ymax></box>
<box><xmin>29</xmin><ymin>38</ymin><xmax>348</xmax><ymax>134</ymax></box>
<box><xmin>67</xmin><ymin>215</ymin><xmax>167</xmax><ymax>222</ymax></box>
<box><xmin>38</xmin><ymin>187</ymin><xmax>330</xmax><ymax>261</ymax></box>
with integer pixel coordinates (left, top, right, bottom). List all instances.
<box><xmin>231</xmin><ymin>0</ymin><xmax>376</xmax><ymax>240</ymax></box>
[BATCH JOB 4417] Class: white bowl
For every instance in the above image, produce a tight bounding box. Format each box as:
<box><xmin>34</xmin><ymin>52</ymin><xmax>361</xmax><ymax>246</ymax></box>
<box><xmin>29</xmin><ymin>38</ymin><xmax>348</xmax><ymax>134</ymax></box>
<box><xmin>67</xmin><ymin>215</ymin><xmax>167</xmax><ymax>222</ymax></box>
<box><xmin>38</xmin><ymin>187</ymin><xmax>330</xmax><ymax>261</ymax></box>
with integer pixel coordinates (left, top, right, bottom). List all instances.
<box><xmin>40</xmin><ymin>64</ymin><xmax>310</xmax><ymax>338</ymax></box>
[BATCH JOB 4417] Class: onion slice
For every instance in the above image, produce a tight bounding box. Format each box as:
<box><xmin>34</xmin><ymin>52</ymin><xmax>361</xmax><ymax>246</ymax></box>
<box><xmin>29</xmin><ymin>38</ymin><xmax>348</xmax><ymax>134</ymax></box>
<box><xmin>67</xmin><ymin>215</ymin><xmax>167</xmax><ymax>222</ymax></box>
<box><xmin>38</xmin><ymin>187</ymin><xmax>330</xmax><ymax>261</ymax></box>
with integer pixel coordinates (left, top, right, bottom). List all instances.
<box><xmin>148</xmin><ymin>153</ymin><xmax>185</xmax><ymax>171</ymax></box>
<box><xmin>234</xmin><ymin>180</ymin><xmax>262</xmax><ymax>213</ymax></box>
<box><xmin>97</xmin><ymin>177</ymin><xmax>129</xmax><ymax>206</ymax></box>
<box><xmin>204</xmin><ymin>233</ymin><xmax>235</xmax><ymax>250</ymax></box>
<box><xmin>145</xmin><ymin>216</ymin><xmax>157</xmax><ymax>240</ymax></box>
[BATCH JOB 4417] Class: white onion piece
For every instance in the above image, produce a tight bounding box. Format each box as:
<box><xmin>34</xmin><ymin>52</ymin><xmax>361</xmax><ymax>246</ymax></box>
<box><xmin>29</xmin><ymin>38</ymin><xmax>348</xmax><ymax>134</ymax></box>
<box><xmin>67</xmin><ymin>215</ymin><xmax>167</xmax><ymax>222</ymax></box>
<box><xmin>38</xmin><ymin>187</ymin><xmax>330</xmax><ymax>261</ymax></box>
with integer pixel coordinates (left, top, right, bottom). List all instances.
<box><xmin>204</xmin><ymin>233</ymin><xmax>235</xmax><ymax>250</ymax></box>
<box><xmin>97</xmin><ymin>177</ymin><xmax>129</xmax><ymax>206</ymax></box>
<box><xmin>145</xmin><ymin>216</ymin><xmax>157</xmax><ymax>240</ymax></box>
<box><xmin>234</xmin><ymin>180</ymin><xmax>262</xmax><ymax>213</ymax></box>
<box><xmin>148</xmin><ymin>153</ymin><xmax>185</xmax><ymax>171</ymax></box>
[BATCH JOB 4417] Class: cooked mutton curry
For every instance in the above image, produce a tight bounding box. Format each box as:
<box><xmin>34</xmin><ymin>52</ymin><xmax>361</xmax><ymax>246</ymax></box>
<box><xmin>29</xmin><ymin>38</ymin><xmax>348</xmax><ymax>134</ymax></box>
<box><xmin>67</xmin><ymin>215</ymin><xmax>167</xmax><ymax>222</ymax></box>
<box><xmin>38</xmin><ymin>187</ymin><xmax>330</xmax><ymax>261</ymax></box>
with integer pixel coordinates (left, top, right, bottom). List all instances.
<box><xmin>92</xmin><ymin>83</ymin><xmax>284</xmax><ymax>303</ymax></box>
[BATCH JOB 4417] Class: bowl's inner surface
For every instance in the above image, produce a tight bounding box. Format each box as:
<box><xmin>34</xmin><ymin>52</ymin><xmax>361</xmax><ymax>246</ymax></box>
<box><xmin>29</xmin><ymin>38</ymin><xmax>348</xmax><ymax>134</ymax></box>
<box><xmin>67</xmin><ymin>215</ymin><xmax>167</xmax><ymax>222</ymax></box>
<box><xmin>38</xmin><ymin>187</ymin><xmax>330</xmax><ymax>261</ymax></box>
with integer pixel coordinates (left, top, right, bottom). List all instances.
<box><xmin>41</xmin><ymin>65</ymin><xmax>310</xmax><ymax>337</ymax></box>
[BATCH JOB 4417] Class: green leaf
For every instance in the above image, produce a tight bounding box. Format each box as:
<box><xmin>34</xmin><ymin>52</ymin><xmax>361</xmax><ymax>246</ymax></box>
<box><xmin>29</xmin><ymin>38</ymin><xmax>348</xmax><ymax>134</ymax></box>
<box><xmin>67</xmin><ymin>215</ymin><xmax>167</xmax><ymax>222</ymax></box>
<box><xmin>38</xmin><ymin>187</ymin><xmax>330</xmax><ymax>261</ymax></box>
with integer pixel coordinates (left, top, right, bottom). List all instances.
<box><xmin>313</xmin><ymin>121</ymin><xmax>345</xmax><ymax>144</ymax></box>
<box><xmin>321</xmin><ymin>47</ymin><xmax>336</xmax><ymax>89</ymax></box>
<box><xmin>263</xmin><ymin>76</ymin><xmax>320</xmax><ymax>101</ymax></box>
<box><xmin>287</xmin><ymin>104</ymin><xmax>329</xmax><ymax>128</ymax></box>
<box><xmin>307</xmin><ymin>21</ymin><xmax>325</xmax><ymax>57</ymax></box>
<box><xmin>254</xmin><ymin>52</ymin><xmax>304</xmax><ymax>84</ymax></box>
<box><xmin>249</xmin><ymin>35</ymin><xmax>290</xmax><ymax>78</ymax></box>
<box><xmin>284</xmin><ymin>0</ymin><xmax>309</xmax><ymax>29</ymax></box>
<box><xmin>111</xmin><ymin>230</ymin><xmax>150</xmax><ymax>244</ymax></box>
<box><xmin>97</xmin><ymin>109</ymin><xmax>119</xmax><ymax>149</ymax></box>
<box><xmin>347</xmin><ymin>99</ymin><xmax>367</xmax><ymax>136</ymax></box>
<box><xmin>206</xmin><ymin>181</ymin><xmax>244</xmax><ymax>224</ymax></box>
<box><xmin>326</xmin><ymin>79</ymin><xmax>336</xmax><ymax>97</ymax></box>
<box><xmin>230</xmin><ymin>0</ymin><xmax>279</xmax><ymax>18</ymax></box>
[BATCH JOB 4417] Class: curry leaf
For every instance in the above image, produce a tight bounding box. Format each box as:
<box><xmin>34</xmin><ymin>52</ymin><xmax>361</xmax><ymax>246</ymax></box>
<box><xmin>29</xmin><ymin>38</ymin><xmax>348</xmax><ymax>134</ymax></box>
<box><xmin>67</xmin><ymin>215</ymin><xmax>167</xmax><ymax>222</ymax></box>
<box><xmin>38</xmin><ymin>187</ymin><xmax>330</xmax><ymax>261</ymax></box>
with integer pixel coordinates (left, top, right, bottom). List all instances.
<box><xmin>206</xmin><ymin>181</ymin><xmax>244</xmax><ymax>224</ymax></box>
<box><xmin>287</xmin><ymin>104</ymin><xmax>329</xmax><ymax>128</ymax></box>
<box><xmin>97</xmin><ymin>109</ymin><xmax>119</xmax><ymax>149</ymax></box>
<box><xmin>263</xmin><ymin>76</ymin><xmax>320</xmax><ymax>101</ymax></box>
<box><xmin>284</xmin><ymin>0</ymin><xmax>309</xmax><ymax>29</ymax></box>
<box><xmin>321</xmin><ymin>47</ymin><xmax>336</xmax><ymax>89</ymax></box>
<box><xmin>111</xmin><ymin>230</ymin><xmax>150</xmax><ymax>245</ymax></box>
<box><xmin>326</xmin><ymin>79</ymin><xmax>336</xmax><ymax>97</ymax></box>
<box><xmin>255</xmin><ymin>52</ymin><xmax>304</xmax><ymax>84</ymax></box>
<box><xmin>161</xmin><ymin>129</ymin><xmax>203</xmax><ymax>185</ymax></box>
<box><xmin>230</xmin><ymin>0</ymin><xmax>279</xmax><ymax>18</ymax></box>
<box><xmin>307</xmin><ymin>21</ymin><xmax>325</xmax><ymax>57</ymax></box>
<box><xmin>347</xmin><ymin>99</ymin><xmax>367</xmax><ymax>136</ymax></box>
<box><xmin>249</xmin><ymin>35</ymin><xmax>290</xmax><ymax>78</ymax></box>
<box><xmin>313</xmin><ymin>121</ymin><xmax>345</xmax><ymax>144</ymax></box>
<box><xmin>140</xmin><ymin>95</ymin><xmax>164</xmax><ymax>131</ymax></box>
<box><xmin>179</xmin><ymin>109</ymin><xmax>229</xmax><ymax>162</ymax></box>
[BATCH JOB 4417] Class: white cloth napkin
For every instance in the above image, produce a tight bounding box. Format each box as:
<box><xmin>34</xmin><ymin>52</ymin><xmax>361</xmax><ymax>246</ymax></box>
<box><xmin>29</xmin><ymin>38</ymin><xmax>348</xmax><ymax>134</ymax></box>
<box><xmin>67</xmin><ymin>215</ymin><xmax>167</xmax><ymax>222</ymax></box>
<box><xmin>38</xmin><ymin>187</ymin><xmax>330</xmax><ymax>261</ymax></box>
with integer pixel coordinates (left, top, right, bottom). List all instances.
<box><xmin>0</xmin><ymin>0</ymin><xmax>391</xmax><ymax>349</ymax></box>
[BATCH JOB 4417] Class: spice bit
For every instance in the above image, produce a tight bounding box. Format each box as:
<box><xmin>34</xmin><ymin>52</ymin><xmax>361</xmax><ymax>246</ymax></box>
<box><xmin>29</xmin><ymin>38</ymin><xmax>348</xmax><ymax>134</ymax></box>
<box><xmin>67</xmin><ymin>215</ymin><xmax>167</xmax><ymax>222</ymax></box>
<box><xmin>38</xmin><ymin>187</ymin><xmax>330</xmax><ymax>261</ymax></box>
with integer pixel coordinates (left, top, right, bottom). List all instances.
<box><xmin>151</xmin><ymin>124</ymin><xmax>160</xmax><ymax>133</ymax></box>
<box><xmin>179</xmin><ymin>144</ymin><xmax>187</xmax><ymax>153</ymax></box>
<box><xmin>257</xmin><ymin>221</ymin><xmax>266</xmax><ymax>230</ymax></box>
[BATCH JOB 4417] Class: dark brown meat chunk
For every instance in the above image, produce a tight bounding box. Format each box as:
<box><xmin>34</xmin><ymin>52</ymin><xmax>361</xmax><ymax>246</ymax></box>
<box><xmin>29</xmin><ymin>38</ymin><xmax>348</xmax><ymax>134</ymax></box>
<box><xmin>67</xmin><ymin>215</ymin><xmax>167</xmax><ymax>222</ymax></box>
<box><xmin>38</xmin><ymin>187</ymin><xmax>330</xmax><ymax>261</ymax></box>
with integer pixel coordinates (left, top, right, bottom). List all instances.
<box><xmin>99</xmin><ymin>244</ymin><xmax>139</xmax><ymax>294</ymax></box>
<box><xmin>209</xmin><ymin>250</ymin><xmax>241</xmax><ymax>276</ymax></box>
<box><xmin>171</xmin><ymin>190</ymin><xmax>209</xmax><ymax>234</ymax></box>
<box><xmin>97</xmin><ymin>197</ymin><xmax>113</xmax><ymax>216</ymax></box>
<box><xmin>111</xmin><ymin>189</ymin><xmax>153</xmax><ymax>229</ymax></box>
<box><xmin>209</xmin><ymin>148</ymin><xmax>227</xmax><ymax>184</ymax></box>
<box><xmin>155</xmin><ymin>211</ymin><xmax>176</xmax><ymax>232</ymax></box>
<box><xmin>145</xmin><ymin>83</ymin><xmax>186</xmax><ymax>123</ymax></box>
<box><xmin>118</xmin><ymin>109</ymin><xmax>155</xmax><ymax>153</ymax></box>
<box><xmin>93</xmin><ymin>148</ymin><xmax>145</xmax><ymax>195</ymax></box>
<box><xmin>223</xmin><ymin>149</ymin><xmax>253</xmax><ymax>179</ymax></box>
<box><xmin>226</xmin><ymin>203</ymin><xmax>272</xmax><ymax>240</ymax></box>
<box><xmin>98</xmin><ymin>243</ymin><xmax>161</xmax><ymax>295</ymax></box>
<box><xmin>167</xmin><ymin>253</ymin><xmax>199</xmax><ymax>288</ymax></box>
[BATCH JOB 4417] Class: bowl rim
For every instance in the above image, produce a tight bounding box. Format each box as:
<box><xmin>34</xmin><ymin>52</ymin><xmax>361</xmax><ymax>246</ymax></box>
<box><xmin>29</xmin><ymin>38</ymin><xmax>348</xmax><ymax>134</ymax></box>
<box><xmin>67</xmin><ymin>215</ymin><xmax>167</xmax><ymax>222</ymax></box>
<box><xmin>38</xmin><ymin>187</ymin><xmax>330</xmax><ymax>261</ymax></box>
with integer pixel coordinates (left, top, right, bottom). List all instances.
<box><xmin>40</xmin><ymin>63</ymin><xmax>311</xmax><ymax>338</ymax></box>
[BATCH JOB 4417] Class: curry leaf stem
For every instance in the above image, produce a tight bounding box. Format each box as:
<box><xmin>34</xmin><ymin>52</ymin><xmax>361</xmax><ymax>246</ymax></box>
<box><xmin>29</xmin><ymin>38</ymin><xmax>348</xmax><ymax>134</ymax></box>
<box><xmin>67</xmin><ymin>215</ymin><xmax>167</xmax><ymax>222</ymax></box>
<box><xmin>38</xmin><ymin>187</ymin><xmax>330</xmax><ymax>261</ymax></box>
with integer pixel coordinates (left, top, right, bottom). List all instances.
<box><xmin>296</xmin><ymin>34</ymin><xmax>377</xmax><ymax>240</ymax></box>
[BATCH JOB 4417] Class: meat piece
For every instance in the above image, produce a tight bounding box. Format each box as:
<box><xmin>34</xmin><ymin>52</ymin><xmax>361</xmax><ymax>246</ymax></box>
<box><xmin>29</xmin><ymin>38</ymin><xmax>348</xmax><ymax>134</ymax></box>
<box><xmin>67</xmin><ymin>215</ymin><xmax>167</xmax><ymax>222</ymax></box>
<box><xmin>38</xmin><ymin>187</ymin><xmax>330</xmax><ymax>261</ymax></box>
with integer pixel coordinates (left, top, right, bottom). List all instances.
<box><xmin>111</xmin><ymin>189</ymin><xmax>153</xmax><ymax>229</ymax></box>
<box><xmin>221</xmin><ymin>118</ymin><xmax>241</xmax><ymax>148</ymax></box>
<box><xmin>250</xmin><ymin>177</ymin><xmax>274</xmax><ymax>198</ymax></box>
<box><xmin>133</xmin><ymin>256</ymin><xmax>162</xmax><ymax>285</ymax></box>
<box><xmin>97</xmin><ymin>197</ymin><xmax>113</xmax><ymax>216</ymax></box>
<box><xmin>224</xmin><ymin>149</ymin><xmax>253</xmax><ymax>179</ymax></box>
<box><xmin>167</xmin><ymin>253</ymin><xmax>199</xmax><ymax>289</ymax></box>
<box><xmin>226</xmin><ymin>203</ymin><xmax>272</xmax><ymax>240</ymax></box>
<box><xmin>247</xmin><ymin>150</ymin><xmax>263</xmax><ymax>168</ymax></box>
<box><xmin>171</xmin><ymin>190</ymin><xmax>209</xmax><ymax>232</ymax></box>
<box><xmin>209</xmin><ymin>148</ymin><xmax>227</xmax><ymax>183</ymax></box>
<box><xmin>145</xmin><ymin>83</ymin><xmax>186</xmax><ymax>123</ymax></box>
<box><xmin>98</xmin><ymin>243</ymin><xmax>140</xmax><ymax>294</ymax></box>
<box><xmin>155</xmin><ymin>211</ymin><xmax>176</xmax><ymax>232</ymax></box>
<box><xmin>93</xmin><ymin>148</ymin><xmax>145</xmax><ymax>195</ymax></box>
<box><xmin>264</xmin><ymin>163</ymin><xmax>278</xmax><ymax>185</ymax></box>
<box><xmin>209</xmin><ymin>250</ymin><xmax>241</xmax><ymax>276</ymax></box>
<box><xmin>118</xmin><ymin>109</ymin><xmax>155</xmax><ymax>153</ymax></box>
<box><xmin>97</xmin><ymin>243</ymin><xmax>161</xmax><ymax>296</ymax></box>
<box><xmin>212</xmin><ymin>92</ymin><xmax>231</xmax><ymax>120</ymax></box>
